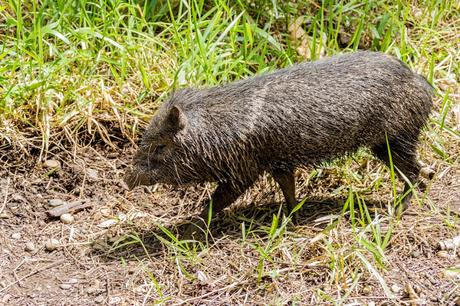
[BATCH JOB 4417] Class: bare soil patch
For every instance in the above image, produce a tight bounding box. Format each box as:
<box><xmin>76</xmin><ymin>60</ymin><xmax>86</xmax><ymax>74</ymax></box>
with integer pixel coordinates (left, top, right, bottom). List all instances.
<box><xmin>0</xmin><ymin>142</ymin><xmax>459</xmax><ymax>305</ymax></box>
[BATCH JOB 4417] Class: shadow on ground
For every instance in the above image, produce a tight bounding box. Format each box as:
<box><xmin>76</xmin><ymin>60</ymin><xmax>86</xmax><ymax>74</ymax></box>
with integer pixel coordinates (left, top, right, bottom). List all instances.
<box><xmin>92</xmin><ymin>195</ymin><xmax>391</xmax><ymax>261</ymax></box>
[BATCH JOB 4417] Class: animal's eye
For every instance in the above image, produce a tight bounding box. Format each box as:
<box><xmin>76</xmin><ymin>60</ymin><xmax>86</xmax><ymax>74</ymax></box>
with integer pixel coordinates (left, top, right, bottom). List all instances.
<box><xmin>155</xmin><ymin>144</ymin><xmax>166</xmax><ymax>154</ymax></box>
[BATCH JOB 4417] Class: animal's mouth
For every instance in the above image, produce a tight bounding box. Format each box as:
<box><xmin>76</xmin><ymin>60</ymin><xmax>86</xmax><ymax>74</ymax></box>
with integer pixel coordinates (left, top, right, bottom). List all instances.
<box><xmin>123</xmin><ymin>169</ymin><xmax>154</xmax><ymax>190</ymax></box>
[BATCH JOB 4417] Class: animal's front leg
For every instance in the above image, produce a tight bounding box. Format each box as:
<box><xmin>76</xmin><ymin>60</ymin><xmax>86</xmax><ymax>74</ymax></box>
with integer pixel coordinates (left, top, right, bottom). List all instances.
<box><xmin>182</xmin><ymin>182</ymin><xmax>251</xmax><ymax>240</ymax></box>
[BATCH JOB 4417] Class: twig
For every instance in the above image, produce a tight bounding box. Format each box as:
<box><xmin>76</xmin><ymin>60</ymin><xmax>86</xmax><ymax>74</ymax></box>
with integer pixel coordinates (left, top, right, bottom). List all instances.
<box><xmin>0</xmin><ymin>177</ymin><xmax>10</xmax><ymax>214</ymax></box>
<box><xmin>0</xmin><ymin>259</ymin><xmax>66</xmax><ymax>293</ymax></box>
<box><xmin>405</xmin><ymin>283</ymin><xmax>420</xmax><ymax>306</ymax></box>
<box><xmin>47</xmin><ymin>199</ymin><xmax>93</xmax><ymax>217</ymax></box>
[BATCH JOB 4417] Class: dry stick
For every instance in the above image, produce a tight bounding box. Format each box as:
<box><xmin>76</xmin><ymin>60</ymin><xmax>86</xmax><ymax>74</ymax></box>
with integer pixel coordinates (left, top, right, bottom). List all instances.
<box><xmin>0</xmin><ymin>259</ymin><xmax>66</xmax><ymax>293</ymax></box>
<box><xmin>405</xmin><ymin>283</ymin><xmax>420</xmax><ymax>306</ymax></box>
<box><xmin>47</xmin><ymin>200</ymin><xmax>93</xmax><ymax>217</ymax></box>
<box><xmin>12</xmin><ymin>258</ymin><xmax>27</xmax><ymax>287</ymax></box>
<box><xmin>0</xmin><ymin>177</ymin><xmax>10</xmax><ymax>214</ymax></box>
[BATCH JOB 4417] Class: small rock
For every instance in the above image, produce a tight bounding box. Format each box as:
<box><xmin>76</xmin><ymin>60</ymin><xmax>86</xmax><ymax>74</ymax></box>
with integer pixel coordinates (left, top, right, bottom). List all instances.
<box><xmin>11</xmin><ymin>233</ymin><xmax>21</xmax><ymax>240</ymax></box>
<box><xmin>25</xmin><ymin>242</ymin><xmax>36</xmax><ymax>252</ymax></box>
<box><xmin>362</xmin><ymin>285</ymin><xmax>372</xmax><ymax>295</ymax></box>
<box><xmin>86</xmin><ymin>287</ymin><xmax>96</xmax><ymax>294</ymax></box>
<box><xmin>49</xmin><ymin>199</ymin><xmax>66</xmax><ymax>207</ymax></box>
<box><xmin>97</xmin><ymin>219</ymin><xmax>117</xmax><ymax>228</ymax></box>
<box><xmin>0</xmin><ymin>213</ymin><xmax>10</xmax><ymax>219</ymax></box>
<box><xmin>60</xmin><ymin>213</ymin><xmax>74</xmax><ymax>224</ymax></box>
<box><xmin>443</xmin><ymin>267</ymin><xmax>460</xmax><ymax>280</ymax></box>
<box><xmin>117</xmin><ymin>213</ymin><xmax>127</xmax><ymax>221</ymax></box>
<box><xmin>86</xmin><ymin>169</ymin><xmax>99</xmax><ymax>180</ymax></box>
<box><xmin>100</xmin><ymin>208</ymin><xmax>111</xmax><ymax>217</ymax></box>
<box><xmin>413</xmin><ymin>284</ymin><xmax>422</xmax><ymax>293</ymax></box>
<box><xmin>439</xmin><ymin>235</ymin><xmax>460</xmax><ymax>250</ymax></box>
<box><xmin>95</xmin><ymin>296</ymin><xmax>105</xmax><ymax>304</ymax></box>
<box><xmin>391</xmin><ymin>284</ymin><xmax>402</xmax><ymax>293</ymax></box>
<box><xmin>45</xmin><ymin>239</ymin><xmax>60</xmax><ymax>251</ymax></box>
<box><xmin>67</xmin><ymin>278</ymin><xmax>78</xmax><ymax>284</ymax></box>
<box><xmin>446</xmin><ymin>72</ymin><xmax>457</xmax><ymax>84</ymax></box>
<box><xmin>437</xmin><ymin>250</ymin><xmax>448</xmax><ymax>258</ymax></box>
<box><xmin>196</xmin><ymin>270</ymin><xmax>208</xmax><ymax>284</ymax></box>
<box><xmin>44</xmin><ymin>159</ymin><xmax>61</xmax><ymax>169</ymax></box>
<box><xmin>60</xmin><ymin>283</ymin><xmax>72</xmax><ymax>290</ymax></box>
<box><xmin>411</xmin><ymin>250</ymin><xmax>421</xmax><ymax>258</ymax></box>
<box><xmin>437</xmin><ymin>251</ymin><xmax>455</xmax><ymax>259</ymax></box>
<box><xmin>2</xmin><ymin>293</ymin><xmax>11</xmax><ymax>303</ymax></box>
<box><xmin>109</xmin><ymin>296</ymin><xmax>122</xmax><ymax>304</ymax></box>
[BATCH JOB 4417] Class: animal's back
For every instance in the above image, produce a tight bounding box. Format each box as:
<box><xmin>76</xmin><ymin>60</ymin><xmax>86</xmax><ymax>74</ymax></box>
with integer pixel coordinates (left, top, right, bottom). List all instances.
<box><xmin>177</xmin><ymin>51</ymin><xmax>432</xmax><ymax>171</ymax></box>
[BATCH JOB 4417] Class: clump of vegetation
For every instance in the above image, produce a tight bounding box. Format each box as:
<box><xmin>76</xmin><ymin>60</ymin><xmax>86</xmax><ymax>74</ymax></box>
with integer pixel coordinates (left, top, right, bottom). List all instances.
<box><xmin>1</xmin><ymin>1</ymin><xmax>458</xmax><ymax>153</ymax></box>
<box><xmin>0</xmin><ymin>0</ymin><xmax>459</xmax><ymax>304</ymax></box>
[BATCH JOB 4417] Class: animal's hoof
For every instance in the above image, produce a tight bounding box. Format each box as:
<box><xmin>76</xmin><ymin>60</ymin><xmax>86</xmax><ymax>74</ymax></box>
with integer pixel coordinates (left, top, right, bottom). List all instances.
<box><xmin>181</xmin><ymin>219</ymin><xmax>207</xmax><ymax>241</ymax></box>
<box><xmin>420</xmin><ymin>166</ymin><xmax>435</xmax><ymax>180</ymax></box>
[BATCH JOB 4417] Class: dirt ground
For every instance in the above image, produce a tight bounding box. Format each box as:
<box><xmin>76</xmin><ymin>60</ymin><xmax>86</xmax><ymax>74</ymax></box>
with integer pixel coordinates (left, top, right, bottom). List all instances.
<box><xmin>0</xmin><ymin>139</ymin><xmax>459</xmax><ymax>305</ymax></box>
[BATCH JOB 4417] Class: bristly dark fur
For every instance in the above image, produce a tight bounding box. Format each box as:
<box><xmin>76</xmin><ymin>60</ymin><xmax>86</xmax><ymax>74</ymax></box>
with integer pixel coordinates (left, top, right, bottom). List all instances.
<box><xmin>125</xmin><ymin>51</ymin><xmax>433</xmax><ymax>228</ymax></box>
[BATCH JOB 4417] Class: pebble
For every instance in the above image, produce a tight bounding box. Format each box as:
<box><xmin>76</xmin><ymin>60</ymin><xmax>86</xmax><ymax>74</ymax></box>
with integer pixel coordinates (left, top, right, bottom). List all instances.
<box><xmin>60</xmin><ymin>284</ymin><xmax>72</xmax><ymax>290</ymax></box>
<box><xmin>95</xmin><ymin>296</ymin><xmax>105</xmax><ymax>303</ymax></box>
<box><xmin>196</xmin><ymin>270</ymin><xmax>208</xmax><ymax>284</ymax></box>
<box><xmin>100</xmin><ymin>208</ymin><xmax>111</xmax><ymax>217</ymax></box>
<box><xmin>439</xmin><ymin>235</ymin><xmax>460</xmax><ymax>250</ymax></box>
<box><xmin>86</xmin><ymin>169</ymin><xmax>99</xmax><ymax>180</ymax></box>
<box><xmin>0</xmin><ymin>213</ymin><xmax>10</xmax><ymax>219</ymax></box>
<box><xmin>443</xmin><ymin>268</ymin><xmax>460</xmax><ymax>280</ymax></box>
<box><xmin>11</xmin><ymin>233</ymin><xmax>21</xmax><ymax>240</ymax></box>
<box><xmin>44</xmin><ymin>159</ymin><xmax>61</xmax><ymax>169</ymax></box>
<box><xmin>67</xmin><ymin>278</ymin><xmax>78</xmax><ymax>284</ymax></box>
<box><xmin>60</xmin><ymin>213</ymin><xmax>74</xmax><ymax>224</ymax></box>
<box><xmin>97</xmin><ymin>219</ymin><xmax>117</xmax><ymax>228</ymax></box>
<box><xmin>391</xmin><ymin>284</ymin><xmax>402</xmax><ymax>293</ymax></box>
<box><xmin>2</xmin><ymin>293</ymin><xmax>11</xmax><ymax>303</ymax></box>
<box><xmin>362</xmin><ymin>285</ymin><xmax>372</xmax><ymax>295</ymax></box>
<box><xmin>109</xmin><ymin>296</ymin><xmax>122</xmax><ymax>304</ymax></box>
<box><xmin>49</xmin><ymin>199</ymin><xmax>66</xmax><ymax>207</ymax></box>
<box><xmin>25</xmin><ymin>242</ymin><xmax>36</xmax><ymax>252</ymax></box>
<box><xmin>86</xmin><ymin>280</ymin><xmax>102</xmax><ymax>294</ymax></box>
<box><xmin>437</xmin><ymin>251</ymin><xmax>456</xmax><ymax>259</ymax></box>
<box><xmin>411</xmin><ymin>250</ymin><xmax>421</xmax><ymax>258</ymax></box>
<box><xmin>45</xmin><ymin>239</ymin><xmax>60</xmax><ymax>251</ymax></box>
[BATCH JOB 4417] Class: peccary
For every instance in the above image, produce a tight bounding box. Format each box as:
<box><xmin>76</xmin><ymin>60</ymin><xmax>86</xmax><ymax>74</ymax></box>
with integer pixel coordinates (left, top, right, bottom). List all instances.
<box><xmin>125</xmin><ymin>51</ymin><xmax>433</xmax><ymax>235</ymax></box>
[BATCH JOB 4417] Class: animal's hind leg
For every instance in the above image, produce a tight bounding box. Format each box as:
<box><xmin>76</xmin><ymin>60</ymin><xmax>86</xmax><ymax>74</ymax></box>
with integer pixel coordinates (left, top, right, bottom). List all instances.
<box><xmin>372</xmin><ymin>139</ymin><xmax>422</xmax><ymax>211</ymax></box>
<box><xmin>271</xmin><ymin>168</ymin><xmax>297</xmax><ymax>214</ymax></box>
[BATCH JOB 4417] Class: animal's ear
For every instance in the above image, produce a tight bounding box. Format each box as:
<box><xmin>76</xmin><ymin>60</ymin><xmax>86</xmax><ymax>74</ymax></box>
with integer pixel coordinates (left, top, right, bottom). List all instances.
<box><xmin>166</xmin><ymin>106</ymin><xmax>187</xmax><ymax>132</ymax></box>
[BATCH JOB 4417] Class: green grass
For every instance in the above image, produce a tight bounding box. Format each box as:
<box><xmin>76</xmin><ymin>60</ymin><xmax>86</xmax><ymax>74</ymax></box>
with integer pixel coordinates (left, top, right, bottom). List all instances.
<box><xmin>1</xmin><ymin>0</ymin><xmax>459</xmax><ymax>304</ymax></box>
<box><xmin>1</xmin><ymin>0</ymin><xmax>458</xmax><ymax>152</ymax></box>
